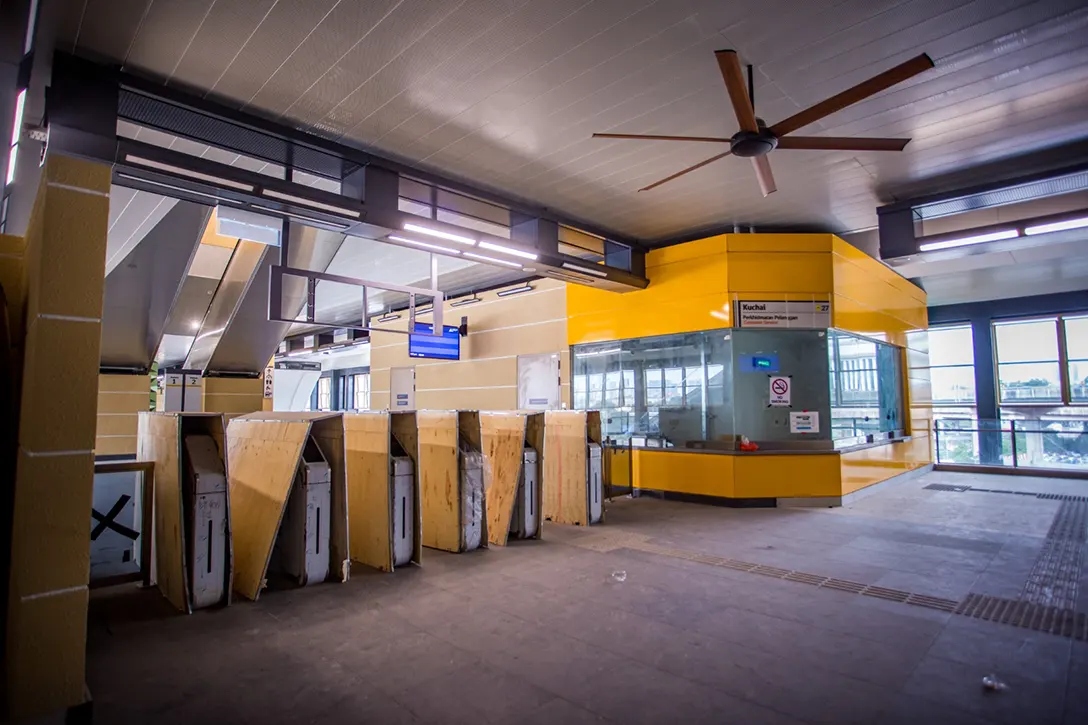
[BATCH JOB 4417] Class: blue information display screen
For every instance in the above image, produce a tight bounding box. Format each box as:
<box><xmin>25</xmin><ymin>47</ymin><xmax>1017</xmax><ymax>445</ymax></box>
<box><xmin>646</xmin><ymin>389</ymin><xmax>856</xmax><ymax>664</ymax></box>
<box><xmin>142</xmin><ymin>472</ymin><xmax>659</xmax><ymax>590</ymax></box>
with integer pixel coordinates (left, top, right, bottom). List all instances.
<box><xmin>408</xmin><ymin>322</ymin><xmax>460</xmax><ymax>360</ymax></box>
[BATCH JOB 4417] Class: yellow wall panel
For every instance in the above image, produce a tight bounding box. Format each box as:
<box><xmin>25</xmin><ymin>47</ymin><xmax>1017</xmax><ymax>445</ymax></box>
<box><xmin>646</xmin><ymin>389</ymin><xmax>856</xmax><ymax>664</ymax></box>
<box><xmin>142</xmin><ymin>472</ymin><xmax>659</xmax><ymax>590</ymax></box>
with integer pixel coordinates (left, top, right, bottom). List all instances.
<box><xmin>417</xmin><ymin>387</ymin><xmax>517</xmax><ymax>411</ymax></box>
<box><xmin>726</xmin><ymin>252</ymin><xmax>832</xmax><ymax>294</ymax></box>
<box><xmin>371</xmin><ymin>281</ymin><xmax>567</xmax><ymax>412</ymax></box>
<box><xmin>415</xmin><ymin>356</ymin><xmax>517</xmax><ymax>390</ymax></box>
<box><xmin>95</xmin><ymin>414</ymin><xmax>139</xmax><ymax>437</ymax></box>
<box><xmin>725</xmin><ymin>234</ymin><xmax>835</xmax><ymax>253</ymax></box>
<box><xmin>733</xmin><ymin>455</ymin><xmax>841</xmax><ymax>498</ymax></box>
<box><xmin>634</xmin><ymin>450</ymin><xmax>734</xmax><ymax>497</ymax></box>
<box><xmin>650</xmin><ymin>234</ymin><xmax>727</xmax><ymax>264</ymax></box>
<box><xmin>94</xmin><ymin>436</ymin><xmax>138</xmax><ymax>456</ymax></box>
<box><xmin>840</xmin><ymin>438</ymin><xmax>930</xmax><ymax>495</ymax></box>
<box><xmin>98</xmin><ymin>374</ymin><xmax>149</xmax><ymax>393</ymax></box>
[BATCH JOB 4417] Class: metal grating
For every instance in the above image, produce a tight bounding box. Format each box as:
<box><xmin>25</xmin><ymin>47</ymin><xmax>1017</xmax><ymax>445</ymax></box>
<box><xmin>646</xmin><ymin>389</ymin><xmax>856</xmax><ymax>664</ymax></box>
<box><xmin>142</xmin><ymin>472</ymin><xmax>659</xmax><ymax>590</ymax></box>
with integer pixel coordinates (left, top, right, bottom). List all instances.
<box><xmin>118</xmin><ymin>90</ymin><xmax>360</xmax><ymax>181</ymax></box>
<box><xmin>914</xmin><ymin>169</ymin><xmax>1088</xmax><ymax>220</ymax></box>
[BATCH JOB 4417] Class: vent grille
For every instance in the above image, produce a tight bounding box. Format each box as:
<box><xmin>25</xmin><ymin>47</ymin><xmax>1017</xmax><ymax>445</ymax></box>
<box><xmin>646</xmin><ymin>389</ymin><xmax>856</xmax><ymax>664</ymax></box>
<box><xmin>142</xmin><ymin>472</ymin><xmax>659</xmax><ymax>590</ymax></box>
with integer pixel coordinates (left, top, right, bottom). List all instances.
<box><xmin>118</xmin><ymin>89</ymin><xmax>359</xmax><ymax>181</ymax></box>
<box><xmin>914</xmin><ymin>169</ymin><xmax>1088</xmax><ymax>220</ymax></box>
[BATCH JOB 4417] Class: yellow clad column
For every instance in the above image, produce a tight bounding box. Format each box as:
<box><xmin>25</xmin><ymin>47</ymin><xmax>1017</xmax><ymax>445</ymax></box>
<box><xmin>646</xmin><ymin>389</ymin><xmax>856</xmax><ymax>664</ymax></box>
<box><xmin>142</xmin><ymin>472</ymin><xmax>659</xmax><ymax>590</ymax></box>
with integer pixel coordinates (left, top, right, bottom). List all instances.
<box><xmin>7</xmin><ymin>155</ymin><xmax>111</xmax><ymax>720</ymax></box>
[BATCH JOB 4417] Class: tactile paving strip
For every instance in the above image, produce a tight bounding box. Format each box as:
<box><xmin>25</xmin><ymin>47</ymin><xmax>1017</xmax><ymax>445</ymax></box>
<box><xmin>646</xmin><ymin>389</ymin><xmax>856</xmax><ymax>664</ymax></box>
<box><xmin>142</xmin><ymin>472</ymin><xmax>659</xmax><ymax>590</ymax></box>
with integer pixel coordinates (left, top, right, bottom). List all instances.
<box><xmin>574</xmin><ymin>531</ymin><xmax>961</xmax><ymax>613</ymax></box>
<box><xmin>1020</xmin><ymin>499</ymin><xmax>1087</xmax><ymax>610</ymax></box>
<box><xmin>956</xmin><ymin>593</ymin><xmax>1088</xmax><ymax>640</ymax></box>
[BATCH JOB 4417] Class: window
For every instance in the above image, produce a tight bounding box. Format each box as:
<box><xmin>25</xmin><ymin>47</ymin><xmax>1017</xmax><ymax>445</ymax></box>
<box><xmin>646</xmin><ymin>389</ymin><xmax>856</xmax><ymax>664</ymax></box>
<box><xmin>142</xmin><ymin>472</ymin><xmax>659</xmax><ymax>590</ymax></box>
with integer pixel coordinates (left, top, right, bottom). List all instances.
<box><xmin>928</xmin><ymin>325</ymin><xmax>976</xmax><ymax>404</ymax></box>
<box><xmin>352</xmin><ymin>373</ymin><xmax>370</xmax><ymax>410</ymax></box>
<box><xmin>572</xmin><ymin>330</ymin><xmax>732</xmax><ymax>446</ymax></box>
<box><xmin>1066</xmin><ymin>316</ymin><xmax>1088</xmax><ymax>402</ymax></box>
<box><xmin>828</xmin><ymin>330</ymin><xmax>905</xmax><ymax>440</ymax></box>
<box><xmin>316</xmin><ymin>377</ymin><xmax>332</xmax><ymax>411</ymax></box>
<box><xmin>994</xmin><ymin>318</ymin><xmax>1061</xmax><ymax>404</ymax></box>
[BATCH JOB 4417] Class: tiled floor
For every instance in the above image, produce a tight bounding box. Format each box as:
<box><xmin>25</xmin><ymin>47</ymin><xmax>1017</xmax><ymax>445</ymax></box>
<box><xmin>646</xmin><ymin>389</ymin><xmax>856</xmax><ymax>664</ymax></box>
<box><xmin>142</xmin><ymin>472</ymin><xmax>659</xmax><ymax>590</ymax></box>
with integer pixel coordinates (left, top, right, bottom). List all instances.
<box><xmin>87</xmin><ymin>470</ymin><xmax>1087</xmax><ymax>724</ymax></box>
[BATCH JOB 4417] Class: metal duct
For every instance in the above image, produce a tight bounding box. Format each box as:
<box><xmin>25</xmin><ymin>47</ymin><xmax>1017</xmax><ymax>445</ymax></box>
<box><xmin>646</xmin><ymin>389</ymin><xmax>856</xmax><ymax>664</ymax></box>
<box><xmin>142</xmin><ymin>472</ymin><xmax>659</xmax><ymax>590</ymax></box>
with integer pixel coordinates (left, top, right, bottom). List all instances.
<box><xmin>183</xmin><ymin>240</ymin><xmax>269</xmax><ymax>372</ymax></box>
<box><xmin>204</xmin><ymin>225</ymin><xmax>346</xmax><ymax>374</ymax></box>
<box><xmin>100</xmin><ymin>201</ymin><xmax>212</xmax><ymax>370</ymax></box>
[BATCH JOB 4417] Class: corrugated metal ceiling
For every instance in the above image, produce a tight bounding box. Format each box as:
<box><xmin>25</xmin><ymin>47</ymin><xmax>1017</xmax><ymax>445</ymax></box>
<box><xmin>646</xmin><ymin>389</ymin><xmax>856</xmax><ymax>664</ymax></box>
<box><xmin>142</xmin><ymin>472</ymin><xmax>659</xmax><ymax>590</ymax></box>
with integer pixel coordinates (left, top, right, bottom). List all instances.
<box><xmin>58</xmin><ymin>0</ymin><xmax>1088</xmax><ymax>241</ymax></box>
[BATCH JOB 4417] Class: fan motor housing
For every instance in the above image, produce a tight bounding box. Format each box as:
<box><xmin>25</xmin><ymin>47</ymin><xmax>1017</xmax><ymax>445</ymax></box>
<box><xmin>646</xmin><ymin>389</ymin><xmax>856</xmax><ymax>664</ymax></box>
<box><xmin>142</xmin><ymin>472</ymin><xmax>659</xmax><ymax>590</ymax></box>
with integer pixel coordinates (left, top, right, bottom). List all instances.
<box><xmin>730</xmin><ymin>130</ymin><xmax>778</xmax><ymax>158</ymax></box>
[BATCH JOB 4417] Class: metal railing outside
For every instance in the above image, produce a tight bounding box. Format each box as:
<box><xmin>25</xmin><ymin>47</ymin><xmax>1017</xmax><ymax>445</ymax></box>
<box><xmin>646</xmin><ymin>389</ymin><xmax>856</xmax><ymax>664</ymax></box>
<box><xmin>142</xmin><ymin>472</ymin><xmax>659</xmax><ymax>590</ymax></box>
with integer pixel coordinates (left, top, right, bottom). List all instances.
<box><xmin>934</xmin><ymin>418</ymin><xmax>1088</xmax><ymax>472</ymax></box>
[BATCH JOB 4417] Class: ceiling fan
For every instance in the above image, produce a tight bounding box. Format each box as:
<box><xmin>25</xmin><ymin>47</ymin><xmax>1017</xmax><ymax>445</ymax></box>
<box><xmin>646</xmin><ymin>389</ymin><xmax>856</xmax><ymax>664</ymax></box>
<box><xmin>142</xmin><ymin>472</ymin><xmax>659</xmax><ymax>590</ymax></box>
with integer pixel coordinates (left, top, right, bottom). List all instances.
<box><xmin>593</xmin><ymin>50</ymin><xmax>934</xmax><ymax>196</ymax></box>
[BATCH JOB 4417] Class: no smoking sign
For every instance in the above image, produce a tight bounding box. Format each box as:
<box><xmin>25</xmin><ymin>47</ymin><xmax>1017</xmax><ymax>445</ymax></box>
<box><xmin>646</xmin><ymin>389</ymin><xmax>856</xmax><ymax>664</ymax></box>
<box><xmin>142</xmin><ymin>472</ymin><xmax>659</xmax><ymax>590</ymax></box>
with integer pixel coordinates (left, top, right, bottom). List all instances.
<box><xmin>768</xmin><ymin>375</ymin><xmax>791</xmax><ymax>407</ymax></box>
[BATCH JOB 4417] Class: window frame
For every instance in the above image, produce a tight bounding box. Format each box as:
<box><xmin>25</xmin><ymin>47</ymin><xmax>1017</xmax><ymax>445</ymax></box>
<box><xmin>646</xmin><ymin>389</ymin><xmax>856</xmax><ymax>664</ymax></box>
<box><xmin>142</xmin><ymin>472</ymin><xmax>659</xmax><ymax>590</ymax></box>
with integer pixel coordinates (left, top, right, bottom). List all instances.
<box><xmin>992</xmin><ymin>314</ymin><xmax>1082</xmax><ymax>407</ymax></box>
<box><xmin>926</xmin><ymin>323</ymin><xmax>977</xmax><ymax>407</ymax></box>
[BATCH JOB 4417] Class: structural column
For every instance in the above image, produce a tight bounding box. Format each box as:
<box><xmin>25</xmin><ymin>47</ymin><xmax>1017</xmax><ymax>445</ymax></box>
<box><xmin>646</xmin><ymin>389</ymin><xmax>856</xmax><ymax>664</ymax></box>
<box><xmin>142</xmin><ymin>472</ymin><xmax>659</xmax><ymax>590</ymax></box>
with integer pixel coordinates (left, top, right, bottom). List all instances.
<box><xmin>6</xmin><ymin>154</ymin><xmax>111</xmax><ymax>719</ymax></box>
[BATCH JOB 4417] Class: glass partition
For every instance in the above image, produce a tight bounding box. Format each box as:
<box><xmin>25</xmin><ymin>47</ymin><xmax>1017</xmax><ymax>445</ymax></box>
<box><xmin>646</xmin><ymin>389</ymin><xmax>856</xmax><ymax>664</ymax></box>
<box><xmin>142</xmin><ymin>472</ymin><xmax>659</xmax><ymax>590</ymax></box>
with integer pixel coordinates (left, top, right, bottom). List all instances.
<box><xmin>573</xmin><ymin>327</ymin><xmax>907</xmax><ymax>452</ymax></box>
<box><xmin>572</xmin><ymin>330</ymin><xmax>733</xmax><ymax>449</ymax></box>
<box><xmin>828</xmin><ymin>330</ymin><xmax>905</xmax><ymax>443</ymax></box>
<box><xmin>732</xmin><ymin>329</ymin><xmax>831</xmax><ymax>444</ymax></box>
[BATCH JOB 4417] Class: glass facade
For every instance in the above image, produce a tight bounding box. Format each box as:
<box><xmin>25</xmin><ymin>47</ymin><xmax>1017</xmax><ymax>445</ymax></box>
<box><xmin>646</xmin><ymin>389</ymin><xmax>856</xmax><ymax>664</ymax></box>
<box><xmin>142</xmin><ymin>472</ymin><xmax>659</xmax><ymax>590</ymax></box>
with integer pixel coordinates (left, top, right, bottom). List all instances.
<box><xmin>828</xmin><ymin>330</ymin><xmax>905</xmax><ymax>442</ymax></box>
<box><xmin>572</xmin><ymin>327</ymin><xmax>905</xmax><ymax>451</ymax></box>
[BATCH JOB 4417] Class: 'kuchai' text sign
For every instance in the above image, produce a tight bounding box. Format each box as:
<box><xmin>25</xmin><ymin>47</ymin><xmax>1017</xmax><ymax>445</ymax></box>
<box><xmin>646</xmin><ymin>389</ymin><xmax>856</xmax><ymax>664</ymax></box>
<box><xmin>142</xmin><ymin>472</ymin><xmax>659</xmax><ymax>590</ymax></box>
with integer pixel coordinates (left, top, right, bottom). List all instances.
<box><xmin>737</xmin><ymin>301</ymin><xmax>830</xmax><ymax>329</ymax></box>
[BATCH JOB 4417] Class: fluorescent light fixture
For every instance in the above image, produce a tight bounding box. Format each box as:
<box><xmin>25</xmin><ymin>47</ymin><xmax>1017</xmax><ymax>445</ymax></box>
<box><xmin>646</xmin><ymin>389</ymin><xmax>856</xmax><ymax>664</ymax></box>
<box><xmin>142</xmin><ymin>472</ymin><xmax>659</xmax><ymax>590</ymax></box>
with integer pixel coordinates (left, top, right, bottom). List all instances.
<box><xmin>124</xmin><ymin>154</ymin><xmax>255</xmax><ymax>191</ymax></box>
<box><xmin>463</xmin><ymin>251</ymin><xmax>521</xmax><ymax>268</ymax></box>
<box><xmin>216</xmin><ymin>206</ymin><xmax>282</xmax><ymax>246</ymax></box>
<box><xmin>376</xmin><ymin>313</ymin><xmax>400</xmax><ymax>323</ymax></box>
<box><xmin>5</xmin><ymin>143</ymin><xmax>17</xmax><ymax>186</ymax></box>
<box><xmin>451</xmin><ymin>296</ymin><xmax>482</xmax><ymax>308</ymax></box>
<box><xmin>918</xmin><ymin>229</ymin><xmax>1019</xmax><ymax>252</ymax></box>
<box><xmin>548</xmin><ymin>271</ymin><xmax>596</xmax><ymax>284</ymax></box>
<box><xmin>250</xmin><ymin>203</ymin><xmax>350</xmax><ymax>230</ymax></box>
<box><xmin>262</xmin><ymin>188</ymin><xmax>361</xmax><ymax>218</ymax></box>
<box><xmin>285</xmin><ymin>348</ymin><xmax>315</xmax><ymax>358</ymax></box>
<box><xmin>415</xmin><ymin>305</ymin><xmax>433</xmax><ymax>314</ymax></box>
<box><xmin>496</xmin><ymin>284</ymin><xmax>534</xmax><ymax>297</ymax></box>
<box><xmin>1024</xmin><ymin>216</ymin><xmax>1088</xmax><ymax>235</ymax></box>
<box><xmin>10</xmin><ymin>88</ymin><xmax>25</xmax><ymax>146</ymax></box>
<box><xmin>562</xmin><ymin>262</ymin><xmax>608</xmax><ymax>278</ymax></box>
<box><xmin>478</xmin><ymin>240</ymin><xmax>538</xmax><ymax>260</ymax></box>
<box><xmin>403</xmin><ymin>222</ymin><xmax>476</xmax><ymax>246</ymax></box>
<box><xmin>387</xmin><ymin>234</ymin><xmax>461</xmax><ymax>255</ymax></box>
<box><xmin>116</xmin><ymin>173</ymin><xmax>224</xmax><ymax>201</ymax></box>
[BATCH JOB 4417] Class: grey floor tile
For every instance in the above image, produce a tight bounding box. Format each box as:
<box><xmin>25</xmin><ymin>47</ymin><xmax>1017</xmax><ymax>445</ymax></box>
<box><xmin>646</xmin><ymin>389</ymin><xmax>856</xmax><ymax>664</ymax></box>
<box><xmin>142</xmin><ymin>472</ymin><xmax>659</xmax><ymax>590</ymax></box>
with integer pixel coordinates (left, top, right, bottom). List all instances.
<box><xmin>687</xmin><ymin>603</ymin><xmax>930</xmax><ymax>688</ymax></box>
<box><xmin>877</xmin><ymin>693</ymin><xmax>997</xmax><ymax>725</ymax></box>
<box><xmin>392</xmin><ymin>661</ymin><xmax>553</xmax><ymax>725</ymax></box>
<box><xmin>904</xmin><ymin>654</ymin><xmax>1066</xmax><ymax>725</ymax></box>
<box><xmin>85</xmin><ymin>470</ymin><xmax>1075</xmax><ymax>725</ymax></box>
<box><xmin>513</xmin><ymin>697</ymin><xmax>614</xmax><ymax>725</ymax></box>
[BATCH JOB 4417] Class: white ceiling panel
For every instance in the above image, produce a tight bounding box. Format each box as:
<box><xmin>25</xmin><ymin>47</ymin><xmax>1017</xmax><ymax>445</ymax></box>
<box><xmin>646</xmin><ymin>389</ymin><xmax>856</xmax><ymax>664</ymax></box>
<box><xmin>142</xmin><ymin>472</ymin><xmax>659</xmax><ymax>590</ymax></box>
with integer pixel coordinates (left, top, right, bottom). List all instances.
<box><xmin>56</xmin><ymin>0</ymin><xmax>1088</xmax><ymax>244</ymax></box>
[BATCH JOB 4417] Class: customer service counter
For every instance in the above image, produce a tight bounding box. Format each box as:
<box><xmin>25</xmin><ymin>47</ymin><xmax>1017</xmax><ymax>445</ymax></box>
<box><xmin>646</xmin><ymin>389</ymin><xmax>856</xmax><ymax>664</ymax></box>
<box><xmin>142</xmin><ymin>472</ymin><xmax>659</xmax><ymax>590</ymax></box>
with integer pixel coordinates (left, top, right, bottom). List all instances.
<box><xmin>607</xmin><ymin>437</ymin><xmax>931</xmax><ymax>506</ymax></box>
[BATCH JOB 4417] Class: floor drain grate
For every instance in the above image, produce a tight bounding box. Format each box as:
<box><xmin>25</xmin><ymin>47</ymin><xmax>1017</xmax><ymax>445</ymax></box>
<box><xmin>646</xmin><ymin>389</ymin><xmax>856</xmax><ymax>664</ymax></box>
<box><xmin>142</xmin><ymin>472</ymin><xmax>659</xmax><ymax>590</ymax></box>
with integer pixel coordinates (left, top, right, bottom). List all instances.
<box><xmin>570</xmin><ymin>525</ymin><xmax>1082</xmax><ymax>639</ymax></box>
<box><xmin>924</xmin><ymin>483</ymin><xmax>973</xmax><ymax>492</ymax></box>
<box><xmin>956</xmin><ymin>593</ymin><xmax>1088</xmax><ymax>640</ymax></box>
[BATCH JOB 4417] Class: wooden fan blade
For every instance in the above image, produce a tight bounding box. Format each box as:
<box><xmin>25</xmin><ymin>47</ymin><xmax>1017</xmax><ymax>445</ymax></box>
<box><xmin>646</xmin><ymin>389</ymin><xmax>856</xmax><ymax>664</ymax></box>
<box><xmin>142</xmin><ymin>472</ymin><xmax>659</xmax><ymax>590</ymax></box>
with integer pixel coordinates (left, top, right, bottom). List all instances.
<box><xmin>751</xmin><ymin>155</ymin><xmax>776</xmax><ymax>196</ymax></box>
<box><xmin>593</xmin><ymin>133</ymin><xmax>732</xmax><ymax>143</ymax></box>
<box><xmin>638</xmin><ymin>150</ymin><xmax>732</xmax><ymax>192</ymax></box>
<box><xmin>715</xmin><ymin>50</ymin><xmax>758</xmax><ymax>132</ymax></box>
<box><xmin>770</xmin><ymin>54</ymin><xmax>934</xmax><ymax>137</ymax></box>
<box><xmin>776</xmin><ymin>136</ymin><xmax>911</xmax><ymax>151</ymax></box>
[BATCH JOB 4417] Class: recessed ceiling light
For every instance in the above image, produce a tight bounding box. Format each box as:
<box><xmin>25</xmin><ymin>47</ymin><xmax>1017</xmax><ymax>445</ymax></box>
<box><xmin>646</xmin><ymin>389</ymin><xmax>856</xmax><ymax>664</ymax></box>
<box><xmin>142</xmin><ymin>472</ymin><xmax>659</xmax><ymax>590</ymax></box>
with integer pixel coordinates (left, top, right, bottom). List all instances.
<box><xmin>562</xmin><ymin>262</ymin><xmax>608</xmax><ymax>278</ymax></box>
<box><xmin>463</xmin><ymin>251</ymin><xmax>522</xmax><ymax>268</ymax></box>
<box><xmin>189</xmin><ymin>320</ymin><xmax>201</xmax><ymax>331</ymax></box>
<box><xmin>124</xmin><ymin>155</ymin><xmax>255</xmax><ymax>191</ymax></box>
<box><xmin>918</xmin><ymin>229</ymin><xmax>1019</xmax><ymax>252</ymax></box>
<box><xmin>261</xmin><ymin>188</ymin><xmax>361</xmax><ymax>218</ymax></box>
<box><xmin>403</xmin><ymin>222</ymin><xmax>476</xmax><ymax>246</ymax></box>
<box><xmin>1024</xmin><ymin>216</ymin><xmax>1088</xmax><ymax>235</ymax></box>
<box><xmin>478</xmin><ymin>240</ymin><xmax>539</xmax><ymax>260</ymax></box>
<box><xmin>388</xmin><ymin>235</ymin><xmax>461</xmax><ymax>254</ymax></box>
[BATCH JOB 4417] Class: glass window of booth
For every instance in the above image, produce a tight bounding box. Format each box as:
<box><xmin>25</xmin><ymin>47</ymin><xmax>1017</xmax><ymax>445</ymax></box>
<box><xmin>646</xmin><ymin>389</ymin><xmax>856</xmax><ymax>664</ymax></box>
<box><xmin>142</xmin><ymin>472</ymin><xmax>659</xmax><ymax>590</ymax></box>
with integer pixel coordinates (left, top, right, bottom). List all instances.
<box><xmin>572</xmin><ymin>331</ymin><xmax>733</xmax><ymax>449</ymax></box>
<box><xmin>828</xmin><ymin>330</ymin><xmax>905</xmax><ymax>441</ymax></box>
